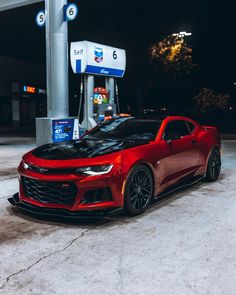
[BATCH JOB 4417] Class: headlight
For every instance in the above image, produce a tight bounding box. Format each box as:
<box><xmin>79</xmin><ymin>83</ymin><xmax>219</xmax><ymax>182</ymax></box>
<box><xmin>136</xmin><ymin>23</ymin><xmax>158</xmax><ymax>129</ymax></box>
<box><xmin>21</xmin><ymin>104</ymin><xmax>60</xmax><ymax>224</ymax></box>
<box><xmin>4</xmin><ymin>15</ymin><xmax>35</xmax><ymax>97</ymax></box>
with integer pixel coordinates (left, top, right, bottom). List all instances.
<box><xmin>75</xmin><ymin>165</ymin><xmax>113</xmax><ymax>176</ymax></box>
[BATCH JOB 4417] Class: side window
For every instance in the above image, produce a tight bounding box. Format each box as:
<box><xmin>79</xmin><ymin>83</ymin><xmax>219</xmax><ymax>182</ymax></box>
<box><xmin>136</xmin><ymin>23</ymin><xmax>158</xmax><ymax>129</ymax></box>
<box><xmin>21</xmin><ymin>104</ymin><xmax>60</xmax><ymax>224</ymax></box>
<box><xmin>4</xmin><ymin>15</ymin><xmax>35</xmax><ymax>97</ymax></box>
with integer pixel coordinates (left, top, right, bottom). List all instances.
<box><xmin>163</xmin><ymin>120</ymin><xmax>190</xmax><ymax>140</ymax></box>
<box><xmin>186</xmin><ymin>121</ymin><xmax>196</xmax><ymax>133</ymax></box>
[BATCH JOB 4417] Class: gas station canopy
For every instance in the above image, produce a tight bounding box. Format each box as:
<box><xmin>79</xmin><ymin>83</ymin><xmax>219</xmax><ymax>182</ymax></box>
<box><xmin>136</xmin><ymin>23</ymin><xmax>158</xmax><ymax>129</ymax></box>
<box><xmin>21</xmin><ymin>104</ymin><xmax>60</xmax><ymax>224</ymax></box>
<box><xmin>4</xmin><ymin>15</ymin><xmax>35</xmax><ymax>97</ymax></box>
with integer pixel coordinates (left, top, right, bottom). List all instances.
<box><xmin>0</xmin><ymin>0</ymin><xmax>42</xmax><ymax>12</ymax></box>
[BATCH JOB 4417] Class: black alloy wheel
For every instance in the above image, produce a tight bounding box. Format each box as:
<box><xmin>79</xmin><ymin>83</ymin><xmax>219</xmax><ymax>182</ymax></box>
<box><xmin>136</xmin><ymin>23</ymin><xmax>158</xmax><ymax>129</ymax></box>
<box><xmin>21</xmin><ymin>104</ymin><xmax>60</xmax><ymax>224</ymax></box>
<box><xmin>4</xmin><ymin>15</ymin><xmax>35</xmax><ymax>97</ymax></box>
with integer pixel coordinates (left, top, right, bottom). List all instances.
<box><xmin>206</xmin><ymin>147</ymin><xmax>221</xmax><ymax>182</ymax></box>
<box><xmin>124</xmin><ymin>165</ymin><xmax>153</xmax><ymax>216</ymax></box>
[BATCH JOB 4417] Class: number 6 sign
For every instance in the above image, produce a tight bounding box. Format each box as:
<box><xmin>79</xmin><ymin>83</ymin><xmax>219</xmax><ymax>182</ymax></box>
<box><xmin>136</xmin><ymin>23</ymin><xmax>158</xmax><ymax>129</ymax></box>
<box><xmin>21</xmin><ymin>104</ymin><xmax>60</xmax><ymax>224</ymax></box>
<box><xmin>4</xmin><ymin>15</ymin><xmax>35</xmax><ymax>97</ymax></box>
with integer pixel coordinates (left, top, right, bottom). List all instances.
<box><xmin>63</xmin><ymin>3</ymin><xmax>78</xmax><ymax>22</ymax></box>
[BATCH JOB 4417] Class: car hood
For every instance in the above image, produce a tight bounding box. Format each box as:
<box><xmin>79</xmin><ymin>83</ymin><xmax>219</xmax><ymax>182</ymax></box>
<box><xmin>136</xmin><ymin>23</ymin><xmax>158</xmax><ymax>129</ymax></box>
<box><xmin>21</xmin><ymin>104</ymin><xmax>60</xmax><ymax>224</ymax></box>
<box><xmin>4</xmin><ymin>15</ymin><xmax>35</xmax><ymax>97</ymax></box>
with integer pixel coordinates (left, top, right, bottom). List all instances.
<box><xmin>32</xmin><ymin>138</ymin><xmax>149</xmax><ymax>160</ymax></box>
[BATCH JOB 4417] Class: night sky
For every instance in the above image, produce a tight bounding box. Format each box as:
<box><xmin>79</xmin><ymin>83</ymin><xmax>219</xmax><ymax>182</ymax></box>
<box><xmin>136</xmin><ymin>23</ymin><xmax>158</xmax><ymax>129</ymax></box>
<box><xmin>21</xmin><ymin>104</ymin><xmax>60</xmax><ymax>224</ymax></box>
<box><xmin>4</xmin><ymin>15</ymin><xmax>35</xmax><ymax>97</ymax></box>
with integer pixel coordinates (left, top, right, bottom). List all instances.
<box><xmin>0</xmin><ymin>0</ymin><xmax>235</xmax><ymax>114</ymax></box>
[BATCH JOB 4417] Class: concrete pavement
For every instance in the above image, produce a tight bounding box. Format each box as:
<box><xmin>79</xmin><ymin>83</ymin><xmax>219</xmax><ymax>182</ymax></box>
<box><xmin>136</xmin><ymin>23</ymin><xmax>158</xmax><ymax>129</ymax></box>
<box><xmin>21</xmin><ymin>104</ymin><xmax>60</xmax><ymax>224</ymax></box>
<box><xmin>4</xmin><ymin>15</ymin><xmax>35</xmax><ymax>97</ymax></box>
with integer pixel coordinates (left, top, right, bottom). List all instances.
<box><xmin>0</xmin><ymin>140</ymin><xmax>235</xmax><ymax>295</ymax></box>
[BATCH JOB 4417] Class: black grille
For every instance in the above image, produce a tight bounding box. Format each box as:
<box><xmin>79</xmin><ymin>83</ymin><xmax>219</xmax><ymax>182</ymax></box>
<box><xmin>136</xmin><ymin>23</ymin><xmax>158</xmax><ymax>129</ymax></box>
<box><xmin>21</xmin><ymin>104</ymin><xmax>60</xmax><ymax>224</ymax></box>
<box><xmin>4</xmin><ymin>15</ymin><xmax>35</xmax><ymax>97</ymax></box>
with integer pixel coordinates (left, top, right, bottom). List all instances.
<box><xmin>21</xmin><ymin>176</ymin><xmax>78</xmax><ymax>205</ymax></box>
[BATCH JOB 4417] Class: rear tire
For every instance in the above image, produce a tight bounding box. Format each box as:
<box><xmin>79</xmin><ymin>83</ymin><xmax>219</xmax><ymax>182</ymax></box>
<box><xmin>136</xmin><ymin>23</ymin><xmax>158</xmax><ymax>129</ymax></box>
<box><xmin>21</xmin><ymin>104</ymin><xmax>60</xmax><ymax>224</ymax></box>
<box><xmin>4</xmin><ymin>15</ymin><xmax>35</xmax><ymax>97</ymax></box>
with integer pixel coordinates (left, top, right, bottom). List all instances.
<box><xmin>124</xmin><ymin>165</ymin><xmax>153</xmax><ymax>216</ymax></box>
<box><xmin>205</xmin><ymin>147</ymin><xmax>221</xmax><ymax>182</ymax></box>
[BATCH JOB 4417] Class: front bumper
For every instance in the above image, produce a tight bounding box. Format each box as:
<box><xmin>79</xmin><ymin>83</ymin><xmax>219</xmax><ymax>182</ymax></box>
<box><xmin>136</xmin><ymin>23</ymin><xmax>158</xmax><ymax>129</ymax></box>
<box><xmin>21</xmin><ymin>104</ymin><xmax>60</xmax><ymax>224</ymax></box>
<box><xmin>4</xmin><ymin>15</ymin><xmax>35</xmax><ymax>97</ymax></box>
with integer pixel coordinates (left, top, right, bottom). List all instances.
<box><xmin>17</xmin><ymin>163</ymin><xmax>125</xmax><ymax>211</ymax></box>
<box><xmin>8</xmin><ymin>193</ymin><xmax>123</xmax><ymax>219</ymax></box>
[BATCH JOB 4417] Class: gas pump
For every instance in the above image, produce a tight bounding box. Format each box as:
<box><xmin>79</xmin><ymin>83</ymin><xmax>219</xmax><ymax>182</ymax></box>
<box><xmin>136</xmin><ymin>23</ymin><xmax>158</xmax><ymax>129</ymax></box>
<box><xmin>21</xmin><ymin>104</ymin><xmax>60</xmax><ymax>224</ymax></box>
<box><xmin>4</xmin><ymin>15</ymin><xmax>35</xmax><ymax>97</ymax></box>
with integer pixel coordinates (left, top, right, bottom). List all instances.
<box><xmin>93</xmin><ymin>87</ymin><xmax>116</xmax><ymax>122</ymax></box>
<box><xmin>70</xmin><ymin>40</ymin><xmax>126</xmax><ymax>131</ymax></box>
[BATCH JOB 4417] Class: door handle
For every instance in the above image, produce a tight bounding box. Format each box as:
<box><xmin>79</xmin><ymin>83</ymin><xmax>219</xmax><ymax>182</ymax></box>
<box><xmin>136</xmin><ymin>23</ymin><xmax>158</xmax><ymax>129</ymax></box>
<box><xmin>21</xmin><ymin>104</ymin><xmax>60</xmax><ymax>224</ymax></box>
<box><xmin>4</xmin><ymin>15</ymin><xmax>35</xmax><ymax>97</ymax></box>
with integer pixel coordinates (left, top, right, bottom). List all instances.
<box><xmin>192</xmin><ymin>139</ymin><xmax>197</xmax><ymax>144</ymax></box>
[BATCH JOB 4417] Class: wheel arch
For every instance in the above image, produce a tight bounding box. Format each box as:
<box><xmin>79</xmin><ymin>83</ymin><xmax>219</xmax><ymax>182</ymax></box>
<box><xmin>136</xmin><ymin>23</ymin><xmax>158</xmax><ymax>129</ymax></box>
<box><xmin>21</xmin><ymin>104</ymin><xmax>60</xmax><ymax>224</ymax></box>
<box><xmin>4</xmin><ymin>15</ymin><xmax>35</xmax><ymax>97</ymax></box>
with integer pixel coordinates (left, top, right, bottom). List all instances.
<box><xmin>204</xmin><ymin>144</ymin><xmax>221</xmax><ymax>173</ymax></box>
<box><xmin>124</xmin><ymin>160</ymin><xmax>155</xmax><ymax>197</ymax></box>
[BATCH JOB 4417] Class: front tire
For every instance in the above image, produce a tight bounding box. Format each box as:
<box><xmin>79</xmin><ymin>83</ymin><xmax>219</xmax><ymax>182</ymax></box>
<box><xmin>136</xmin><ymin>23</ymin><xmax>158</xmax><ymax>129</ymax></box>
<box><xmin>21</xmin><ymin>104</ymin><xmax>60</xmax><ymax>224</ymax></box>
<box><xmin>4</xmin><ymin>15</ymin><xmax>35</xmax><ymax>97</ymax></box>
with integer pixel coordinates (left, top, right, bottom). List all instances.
<box><xmin>124</xmin><ymin>165</ymin><xmax>153</xmax><ymax>216</ymax></box>
<box><xmin>205</xmin><ymin>147</ymin><xmax>221</xmax><ymax>182</ymax></box>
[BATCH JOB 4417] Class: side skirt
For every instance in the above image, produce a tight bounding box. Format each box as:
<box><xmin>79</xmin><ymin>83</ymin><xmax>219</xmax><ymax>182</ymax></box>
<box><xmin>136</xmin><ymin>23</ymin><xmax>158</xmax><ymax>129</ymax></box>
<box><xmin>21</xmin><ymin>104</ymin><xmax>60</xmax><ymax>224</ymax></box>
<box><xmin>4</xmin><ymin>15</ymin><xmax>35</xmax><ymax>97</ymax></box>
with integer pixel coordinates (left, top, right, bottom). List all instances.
<box><xmin>154</xmin><ymin>174</ymin><xmax>206</xmax><ymax>201</ymax></box>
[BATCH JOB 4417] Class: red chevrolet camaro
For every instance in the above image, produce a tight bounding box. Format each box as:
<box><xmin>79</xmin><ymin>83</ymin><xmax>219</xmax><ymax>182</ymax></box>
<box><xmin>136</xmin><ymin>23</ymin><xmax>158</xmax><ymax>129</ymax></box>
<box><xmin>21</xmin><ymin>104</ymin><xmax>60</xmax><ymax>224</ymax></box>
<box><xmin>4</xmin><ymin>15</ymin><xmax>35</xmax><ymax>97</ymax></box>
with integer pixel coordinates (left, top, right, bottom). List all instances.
<box><xmin>9</xmin><ymin>116</ymin><xmax>221</xmax><ymax>217</ymax></box>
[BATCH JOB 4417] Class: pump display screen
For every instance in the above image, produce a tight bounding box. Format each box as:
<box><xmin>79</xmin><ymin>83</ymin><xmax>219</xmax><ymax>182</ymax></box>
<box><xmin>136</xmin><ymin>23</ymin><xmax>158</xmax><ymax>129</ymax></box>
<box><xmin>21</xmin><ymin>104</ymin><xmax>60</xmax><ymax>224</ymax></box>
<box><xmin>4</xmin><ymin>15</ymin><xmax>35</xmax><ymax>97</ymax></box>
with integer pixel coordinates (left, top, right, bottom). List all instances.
<box><xmin>104</xmin><ymin>110</ymin><xmax>113</xmax><ymax>117</ymax></box>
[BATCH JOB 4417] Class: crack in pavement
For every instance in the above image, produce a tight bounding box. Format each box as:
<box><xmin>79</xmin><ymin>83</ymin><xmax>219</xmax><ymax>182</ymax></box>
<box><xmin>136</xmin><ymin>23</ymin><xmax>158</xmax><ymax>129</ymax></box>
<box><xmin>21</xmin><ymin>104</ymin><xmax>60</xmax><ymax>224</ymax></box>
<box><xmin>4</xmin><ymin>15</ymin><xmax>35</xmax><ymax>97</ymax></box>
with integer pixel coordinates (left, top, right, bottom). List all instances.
<box><xmin>0</xmin><ymin>227</ymin><xmax>93</xmax><ymax>290</ymax></box>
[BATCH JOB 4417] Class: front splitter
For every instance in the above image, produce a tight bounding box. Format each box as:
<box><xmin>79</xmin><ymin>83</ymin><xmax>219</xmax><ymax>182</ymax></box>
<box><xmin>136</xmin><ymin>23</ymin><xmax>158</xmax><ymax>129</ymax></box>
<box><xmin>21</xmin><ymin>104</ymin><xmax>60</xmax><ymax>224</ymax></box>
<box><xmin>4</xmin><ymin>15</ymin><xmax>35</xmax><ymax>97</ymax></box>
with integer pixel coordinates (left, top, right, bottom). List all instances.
<box><xmin>8</xmin><ymin>193</ymin><xmax>122</xmax><ymax>220</ymax></box>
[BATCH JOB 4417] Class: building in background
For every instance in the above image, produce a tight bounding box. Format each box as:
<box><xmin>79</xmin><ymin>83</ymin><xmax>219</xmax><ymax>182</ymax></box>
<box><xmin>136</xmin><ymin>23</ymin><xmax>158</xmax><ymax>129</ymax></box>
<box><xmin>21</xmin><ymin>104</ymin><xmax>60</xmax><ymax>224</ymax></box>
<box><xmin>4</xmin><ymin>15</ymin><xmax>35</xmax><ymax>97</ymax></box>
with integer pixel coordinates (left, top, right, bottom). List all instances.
<box><xmin>0</xmin><ymin>56</ymin><xmax>46</xmax><ymax>126</ymax></box>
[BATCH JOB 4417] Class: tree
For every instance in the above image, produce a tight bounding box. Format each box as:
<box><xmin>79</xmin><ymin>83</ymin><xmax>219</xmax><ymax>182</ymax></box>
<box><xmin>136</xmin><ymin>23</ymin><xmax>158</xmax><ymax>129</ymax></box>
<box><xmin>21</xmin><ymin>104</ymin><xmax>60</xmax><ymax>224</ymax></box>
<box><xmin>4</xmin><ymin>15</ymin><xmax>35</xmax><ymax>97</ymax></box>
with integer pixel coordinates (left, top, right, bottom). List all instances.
<box><xmin>150</xmin><ymin>35</ymin><xmax>195</xmax><ymax>80</ymax></box>
<box><xmin>193</xmin><ymin>88</ymin><xmax>229</xmax><ymax>126</ymax></box>
<box><xmin>125</xmin><ymin>35</ymin><xmax>195</xmax><ymax>114</ymax></box>
<box><xmin>118</xmin><ymin>29</ymin><xmax>195</xmax><ymax>114</ymax></box>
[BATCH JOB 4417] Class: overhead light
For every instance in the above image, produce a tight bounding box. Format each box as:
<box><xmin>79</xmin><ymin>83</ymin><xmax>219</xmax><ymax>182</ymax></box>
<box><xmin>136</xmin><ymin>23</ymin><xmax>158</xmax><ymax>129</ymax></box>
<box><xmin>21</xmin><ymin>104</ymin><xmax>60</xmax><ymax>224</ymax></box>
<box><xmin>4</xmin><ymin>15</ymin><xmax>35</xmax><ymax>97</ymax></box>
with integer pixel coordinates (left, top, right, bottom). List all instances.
<box><xmin>173</xmin><ymin>31</ymin><xmax>192</xmax><ymax>37</ymax></box>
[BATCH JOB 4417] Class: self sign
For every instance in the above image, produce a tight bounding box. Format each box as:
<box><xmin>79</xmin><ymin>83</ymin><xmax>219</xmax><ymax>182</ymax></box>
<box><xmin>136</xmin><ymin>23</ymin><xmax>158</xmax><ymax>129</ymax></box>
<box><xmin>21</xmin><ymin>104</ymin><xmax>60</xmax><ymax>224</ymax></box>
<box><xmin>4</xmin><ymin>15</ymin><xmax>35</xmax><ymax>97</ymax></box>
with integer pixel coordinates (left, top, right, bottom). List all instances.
<box><xmin>36</xmin><ymin>10</ymin><xmax>46</xmax><ymax>27</ymax></box>
<box><xmin>63</xmin><ymin>3</ymin><xmax>78</xmax><ymax>21</ymax></box>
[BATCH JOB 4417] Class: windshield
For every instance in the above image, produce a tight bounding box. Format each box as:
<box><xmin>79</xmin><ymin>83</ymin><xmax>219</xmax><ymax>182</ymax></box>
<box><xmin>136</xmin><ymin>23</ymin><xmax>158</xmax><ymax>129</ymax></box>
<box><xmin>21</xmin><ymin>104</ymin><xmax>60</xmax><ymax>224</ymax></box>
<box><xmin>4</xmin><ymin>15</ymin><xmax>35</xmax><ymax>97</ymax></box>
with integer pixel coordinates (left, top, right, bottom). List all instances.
<box><xmin>84</xmin><ymin>117</ymin><xmax>162</xmax><ymax>140</ymax></box>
